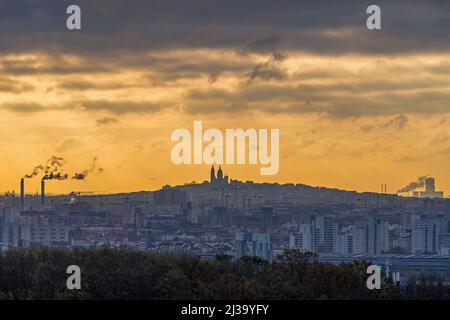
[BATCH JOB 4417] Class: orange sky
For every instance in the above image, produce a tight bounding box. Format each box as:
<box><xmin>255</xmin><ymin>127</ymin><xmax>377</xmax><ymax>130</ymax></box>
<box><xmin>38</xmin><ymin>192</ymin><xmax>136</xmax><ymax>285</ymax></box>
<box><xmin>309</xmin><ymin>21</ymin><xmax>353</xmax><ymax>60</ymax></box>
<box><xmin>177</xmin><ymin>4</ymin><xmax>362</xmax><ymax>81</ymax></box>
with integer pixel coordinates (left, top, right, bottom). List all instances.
<box><xmin>1</xmin><ymin>50</ymin><xmax>450</xmax><ymax>196</ymax></box>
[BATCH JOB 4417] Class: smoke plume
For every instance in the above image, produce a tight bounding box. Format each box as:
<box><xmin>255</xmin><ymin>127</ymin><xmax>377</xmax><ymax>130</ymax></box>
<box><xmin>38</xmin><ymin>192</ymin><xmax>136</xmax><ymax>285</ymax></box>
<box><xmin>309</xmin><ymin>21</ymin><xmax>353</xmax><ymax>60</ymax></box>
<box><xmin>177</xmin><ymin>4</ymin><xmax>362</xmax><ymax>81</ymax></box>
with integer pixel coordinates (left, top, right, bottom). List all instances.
<box><xmin>24</xmin><ymin>164</ymin><xmax>45</xmax><ymax>179</ymax></box>
<box><xmin>42</xmin><ymin>172</ymin><xmax>68</xmax><ymax>181</ymax></box>
<box><xmin>24</xmin><ymin>155</ymin><xmax>67</xmax><ymax>180</ymax></box>
<box><xmin>25</xmin><ymin>155</ymin><xmax>102</xmax><ymax>182</ymax></box>
<box><xmin>72</xmin><ymin>157</ymin><xmax>101</xmax><ymax>180</ymax></box>
<box><xmin>397</xmin><ymin>176</ymin><xmax>429</xmax><ymax>193</ymax></box>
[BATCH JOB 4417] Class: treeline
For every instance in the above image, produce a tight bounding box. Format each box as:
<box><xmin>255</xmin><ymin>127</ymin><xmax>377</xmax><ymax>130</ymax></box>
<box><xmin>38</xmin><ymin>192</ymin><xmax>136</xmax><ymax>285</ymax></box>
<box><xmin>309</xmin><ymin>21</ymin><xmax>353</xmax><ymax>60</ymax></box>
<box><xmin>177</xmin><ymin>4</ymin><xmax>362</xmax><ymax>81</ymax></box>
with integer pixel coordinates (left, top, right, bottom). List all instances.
<box><xmin>0</xmin><ymin>247</ymin><xmax>446</xmax><ymax>300</ymax></box>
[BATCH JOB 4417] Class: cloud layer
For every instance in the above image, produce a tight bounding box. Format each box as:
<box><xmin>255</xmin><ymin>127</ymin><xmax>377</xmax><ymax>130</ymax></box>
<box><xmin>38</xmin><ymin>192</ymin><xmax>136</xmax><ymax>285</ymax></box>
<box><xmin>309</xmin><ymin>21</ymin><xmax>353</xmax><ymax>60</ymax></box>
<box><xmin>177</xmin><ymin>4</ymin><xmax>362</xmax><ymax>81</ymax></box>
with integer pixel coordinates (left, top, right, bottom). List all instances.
<box><xmin>1</xmin><ymin>0</ymin><xmax>450</xmax><ymax>56</ymax></box>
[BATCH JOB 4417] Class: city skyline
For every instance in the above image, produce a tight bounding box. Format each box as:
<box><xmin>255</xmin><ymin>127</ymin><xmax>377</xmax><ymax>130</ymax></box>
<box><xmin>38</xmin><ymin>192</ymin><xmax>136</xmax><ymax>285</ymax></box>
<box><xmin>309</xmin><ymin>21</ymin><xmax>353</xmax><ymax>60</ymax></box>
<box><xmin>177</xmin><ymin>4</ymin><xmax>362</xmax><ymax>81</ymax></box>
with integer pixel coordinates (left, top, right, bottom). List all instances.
<box><xmin>7</xmin><ymin>164</ymin><xmax>447</xmax><ymax>200</ymax></box>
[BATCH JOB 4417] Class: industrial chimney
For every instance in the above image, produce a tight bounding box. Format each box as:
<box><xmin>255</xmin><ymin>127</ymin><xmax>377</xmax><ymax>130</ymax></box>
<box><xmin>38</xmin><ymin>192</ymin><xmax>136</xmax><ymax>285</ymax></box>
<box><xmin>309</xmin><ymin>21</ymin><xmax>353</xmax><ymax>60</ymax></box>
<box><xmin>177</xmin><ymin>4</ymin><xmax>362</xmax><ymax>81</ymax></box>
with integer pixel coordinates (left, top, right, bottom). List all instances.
<box><xmin>20</xmin><ymin>178</ymin><xmax>25</xmax><ymax>210</ymax></box>
<box><xmin>41</xmin><ymin>179</ymin><xmax>45</xmax><ymax>205</ymax></box>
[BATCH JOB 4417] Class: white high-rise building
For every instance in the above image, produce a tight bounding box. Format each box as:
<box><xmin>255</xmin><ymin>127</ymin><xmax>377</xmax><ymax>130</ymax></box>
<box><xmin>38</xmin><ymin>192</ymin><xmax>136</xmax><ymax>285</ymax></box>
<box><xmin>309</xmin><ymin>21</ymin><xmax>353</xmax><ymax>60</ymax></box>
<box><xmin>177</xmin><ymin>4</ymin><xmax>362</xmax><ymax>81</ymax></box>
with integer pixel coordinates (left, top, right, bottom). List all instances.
<box><xmin>351</xmin><ymin>218</ymin><xmax>389</xmax><ymax>254</ymax></box>
<box><xmin>336</xmin><ymin>233</ymin><xmax>352</xmax><ymax>254</ymax></box>
<box><xmin>289</xmin><ymin>223</ymin><xmax>313</xmax><ymax>252</ymax></box>
<box><xmin>367</xmin><ymin>218</ymin><xmax>390</xmax><ymax>254</ymax></box>
<box><xmin>311</xmin><ymin>215</ymin><xmax>338</xmax><ymax>253</ymax></box>
<box><xmin>412</xmin><ymin>219</ymin><xmax>440</xmax><ymax>254</ymax></box>
<box><xmin>235</xmin><ymin>232</ymin><xmax>273</xmax><ymax>261</ymax></box>
<box><xmin>351</xmin><ymin>224</ymin><xmax>366</xmax><ymax>254</ymax></box>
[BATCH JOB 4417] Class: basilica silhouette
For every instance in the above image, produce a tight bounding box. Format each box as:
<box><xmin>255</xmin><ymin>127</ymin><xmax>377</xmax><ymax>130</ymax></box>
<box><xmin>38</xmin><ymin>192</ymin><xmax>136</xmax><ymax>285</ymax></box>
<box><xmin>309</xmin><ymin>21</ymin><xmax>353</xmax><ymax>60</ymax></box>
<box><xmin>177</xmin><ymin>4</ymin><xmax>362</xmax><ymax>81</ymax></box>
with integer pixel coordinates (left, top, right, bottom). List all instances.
<box><xmin>210</xmin><ymin>165</ymin><xmax>229</xmax><ymax>186</ymax></box>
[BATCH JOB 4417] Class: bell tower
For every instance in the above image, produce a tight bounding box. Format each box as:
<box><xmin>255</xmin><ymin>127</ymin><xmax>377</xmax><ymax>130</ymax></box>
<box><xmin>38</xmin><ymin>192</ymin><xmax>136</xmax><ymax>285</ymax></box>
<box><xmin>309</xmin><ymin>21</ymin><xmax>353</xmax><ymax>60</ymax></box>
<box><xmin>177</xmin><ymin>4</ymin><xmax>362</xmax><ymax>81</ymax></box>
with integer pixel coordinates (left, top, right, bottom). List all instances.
<box><xmin>210</xmin><ymin>165</ymin><xmax>216</xmax><ymax>184</ymax></box>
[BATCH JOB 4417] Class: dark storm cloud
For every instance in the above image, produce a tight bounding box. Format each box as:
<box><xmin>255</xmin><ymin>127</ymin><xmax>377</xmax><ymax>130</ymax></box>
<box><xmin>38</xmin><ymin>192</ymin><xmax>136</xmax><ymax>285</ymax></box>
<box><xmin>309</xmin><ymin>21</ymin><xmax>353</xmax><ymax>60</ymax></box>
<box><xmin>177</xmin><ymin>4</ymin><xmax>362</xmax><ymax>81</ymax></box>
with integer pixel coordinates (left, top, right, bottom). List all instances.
<box><xmin>244</xmin><ymin>35</ymin><xmax>283</xmax><ymax>54</ymax></box>
<box><xmin>76</xmin><ymin>100</ymin><xmax>166</xmax><ymax>114</ymax></box>
<box><xmin>0</xmin><ymin>50</ymin><xmax>253</xmax><ymax>83</ymax></box>
<box><xmin>142</xmin><ymin>55</ymin><xmax>253</xmax><ymax>83</ymax></box>
<box><xmin>0</xmin><ymin>58</ymin><xmax>111</xmax><ymax>76</ymax></box>
<box><xmin>183</xmin><ymin>84</ymin><xmax>450</xmax><ymax>117</ymax></box>
<box><xmin>0</xmin><ymin>102</ymin><xmax>46</xmax><ymax>113</ymax></box>
<box><xmin>0</xmin><ymin>100</ymin><xmax>167</xmax><ymax>115</ymax></box>
<box><xmin>1</xmin><ymin>0</ymin><xmax>450</xmax><ymax>56</ymax></box>
<box><xmin>58</xmin><ymin>80</ymin><xmax>124</xmax><ymax>91</ymax></box>
<box><xmin>2</xmin><ymin>0</ymin><xmax>450</xmax><ymax>119</ymax></box>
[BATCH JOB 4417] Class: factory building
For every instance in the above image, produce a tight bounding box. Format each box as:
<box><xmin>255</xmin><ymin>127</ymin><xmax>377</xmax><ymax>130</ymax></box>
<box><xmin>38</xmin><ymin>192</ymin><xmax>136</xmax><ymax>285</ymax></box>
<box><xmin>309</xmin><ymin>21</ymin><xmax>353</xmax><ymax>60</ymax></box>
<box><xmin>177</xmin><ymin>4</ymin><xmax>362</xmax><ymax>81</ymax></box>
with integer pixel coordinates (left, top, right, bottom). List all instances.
<box><xmin>413</xmin><ymin>178</ymin><xmax>444</xmax><ymax>199</ymax></box>
<box><xmin>235</xmin><ymin>232</ymin><xmax>273</xmax><ymax>261</ymax></box>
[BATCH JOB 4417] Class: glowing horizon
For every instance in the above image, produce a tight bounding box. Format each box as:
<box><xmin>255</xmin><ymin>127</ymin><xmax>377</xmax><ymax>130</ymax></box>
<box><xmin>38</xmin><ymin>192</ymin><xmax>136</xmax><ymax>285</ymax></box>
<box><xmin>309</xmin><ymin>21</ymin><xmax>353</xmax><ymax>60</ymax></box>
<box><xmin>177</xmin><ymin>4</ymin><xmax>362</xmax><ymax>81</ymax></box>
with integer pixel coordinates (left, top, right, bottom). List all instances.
<box><xmin>1</xmin><ymin>1</ymin><xmax>449</xmax><ymax>197</ymax></box>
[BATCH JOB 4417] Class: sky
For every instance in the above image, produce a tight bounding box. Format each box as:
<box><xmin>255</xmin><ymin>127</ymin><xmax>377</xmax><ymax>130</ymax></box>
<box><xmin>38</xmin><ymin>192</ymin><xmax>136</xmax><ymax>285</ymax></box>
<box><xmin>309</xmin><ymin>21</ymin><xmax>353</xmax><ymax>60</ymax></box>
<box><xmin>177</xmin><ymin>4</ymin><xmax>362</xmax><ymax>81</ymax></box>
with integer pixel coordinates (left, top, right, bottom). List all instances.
<box><xmin>0</xmin><ymin>0</ymin><xmax>449</xmax><ymax>195</ymax></box>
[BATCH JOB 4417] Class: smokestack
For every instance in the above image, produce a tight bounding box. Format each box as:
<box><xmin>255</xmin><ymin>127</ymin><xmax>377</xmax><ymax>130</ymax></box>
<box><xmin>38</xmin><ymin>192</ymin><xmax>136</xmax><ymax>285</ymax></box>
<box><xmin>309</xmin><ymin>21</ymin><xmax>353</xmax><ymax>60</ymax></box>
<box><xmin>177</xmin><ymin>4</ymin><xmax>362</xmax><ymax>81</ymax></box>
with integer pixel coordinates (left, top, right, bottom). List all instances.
<box><xmin>20</xmin><ymin>178</ymin><xmax>24</xmax><ymax>210</ymax></box>
<box><xmin>41</xmin><ymin>179</ymin><xmax>45</xmax><ymax>205</ymax></box>
<box><xmin>425</xmin><ymin>177</ymin><xmax>435</xmax><ymax>193</ymax></box>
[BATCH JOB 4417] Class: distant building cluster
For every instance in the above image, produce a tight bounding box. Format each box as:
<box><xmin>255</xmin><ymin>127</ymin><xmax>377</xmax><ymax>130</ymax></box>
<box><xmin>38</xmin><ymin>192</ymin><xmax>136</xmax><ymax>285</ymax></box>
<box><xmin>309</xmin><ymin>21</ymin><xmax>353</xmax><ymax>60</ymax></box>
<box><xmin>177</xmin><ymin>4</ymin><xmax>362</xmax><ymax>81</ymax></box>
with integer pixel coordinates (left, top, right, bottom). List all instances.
<box><xmin>1</xmin><ymin>168</ymin><xmax>449</xmax><ymax>281</ymax></box>
<box><xmin>289</xmin><ymin>215</ymin><xmax>446</xmax><ymax>256</ymax></box>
